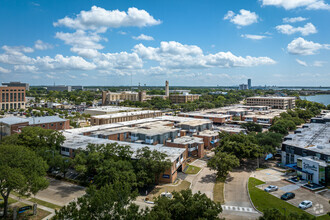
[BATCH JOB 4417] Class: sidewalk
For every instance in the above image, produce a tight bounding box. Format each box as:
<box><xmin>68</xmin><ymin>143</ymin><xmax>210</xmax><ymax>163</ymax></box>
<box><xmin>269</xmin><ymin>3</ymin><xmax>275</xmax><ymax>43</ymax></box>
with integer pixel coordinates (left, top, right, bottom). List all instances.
<box><xmin>9</xmin><ymin>194</ymin><xmax>55</xmax><ymax>220</ymax></box>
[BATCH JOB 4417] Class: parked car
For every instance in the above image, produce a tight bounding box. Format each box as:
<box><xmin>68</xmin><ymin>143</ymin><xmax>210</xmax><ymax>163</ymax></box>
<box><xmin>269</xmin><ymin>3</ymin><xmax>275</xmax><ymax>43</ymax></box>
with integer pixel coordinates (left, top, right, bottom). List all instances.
<box><xmin>281</xmin><ymin>192</ymin><xmax>295</xmax><ymax>200</ymax></box>
<box><xmin>264</xmin><ymin>185</ymin><xmax>278</xmax><ymax>192</ymax></box>
<box><xmin>299</xmin><ymin>200</ymin><xmax>313</xmax><ymax>209</ymax></box>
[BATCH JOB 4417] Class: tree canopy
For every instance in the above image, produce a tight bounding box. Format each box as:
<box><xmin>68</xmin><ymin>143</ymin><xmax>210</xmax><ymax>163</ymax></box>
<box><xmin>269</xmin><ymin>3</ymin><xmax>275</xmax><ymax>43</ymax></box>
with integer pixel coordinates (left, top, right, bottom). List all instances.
<box><xmin>0</xmin><ymin>145</ymin><xmax>49</xmax><ymax>217</ymax></box>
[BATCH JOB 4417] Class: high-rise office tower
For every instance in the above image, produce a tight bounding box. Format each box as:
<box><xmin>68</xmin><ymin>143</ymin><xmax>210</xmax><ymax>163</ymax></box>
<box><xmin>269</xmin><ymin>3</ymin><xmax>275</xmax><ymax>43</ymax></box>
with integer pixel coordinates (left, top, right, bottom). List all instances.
<box><xmin>247</xmin><ymin>79</ymin><xmax>252</xmax><ymax>89</ymax></box>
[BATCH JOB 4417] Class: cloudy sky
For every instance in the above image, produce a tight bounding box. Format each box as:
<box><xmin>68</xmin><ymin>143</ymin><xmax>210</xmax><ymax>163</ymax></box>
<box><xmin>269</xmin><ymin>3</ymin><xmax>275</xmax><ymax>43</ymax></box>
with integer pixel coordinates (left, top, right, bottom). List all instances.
<box><xmin>0</xmin><ymin>0</ymin><xmax>329</xmax><ymax>86</ymax></box>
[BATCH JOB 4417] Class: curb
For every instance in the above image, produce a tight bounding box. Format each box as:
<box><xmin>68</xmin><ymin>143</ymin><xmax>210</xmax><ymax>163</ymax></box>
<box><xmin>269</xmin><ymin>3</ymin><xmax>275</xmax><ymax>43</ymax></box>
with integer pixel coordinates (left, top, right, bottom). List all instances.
<box><xmin>247</xmin><ymin>173</ymin><xmax>263</xmax><ymax>214</ymax></box>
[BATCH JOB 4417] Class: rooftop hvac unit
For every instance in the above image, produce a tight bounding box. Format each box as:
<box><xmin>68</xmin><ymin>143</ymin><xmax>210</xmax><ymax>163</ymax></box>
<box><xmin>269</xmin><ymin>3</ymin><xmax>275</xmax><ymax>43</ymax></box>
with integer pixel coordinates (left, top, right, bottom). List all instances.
<box><xmin>317</xmin><ymin>145</ymin><xmax>324</xmax><ymax>149</ymax></box>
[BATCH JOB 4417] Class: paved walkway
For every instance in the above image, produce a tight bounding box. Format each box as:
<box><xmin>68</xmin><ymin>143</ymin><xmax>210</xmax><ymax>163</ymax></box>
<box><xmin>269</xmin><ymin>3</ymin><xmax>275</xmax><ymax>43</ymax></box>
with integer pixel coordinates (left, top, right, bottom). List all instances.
<box><xmin>9</xmin><ymin>194</ymin><xmax>55</xmax><ymax>220</ymax></box>
<box><xmin>185</xmin><ymin>159</ymin><xmax>216</xmax><ymax>200</ymax></box>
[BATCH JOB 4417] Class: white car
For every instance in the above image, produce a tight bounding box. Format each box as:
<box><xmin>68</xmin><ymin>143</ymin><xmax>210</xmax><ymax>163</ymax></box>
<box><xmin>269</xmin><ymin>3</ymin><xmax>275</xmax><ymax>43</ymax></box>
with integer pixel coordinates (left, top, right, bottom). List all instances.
<box><xmin>264</xmin><ymin>185</ymin><xmax>278</xmax><ymax>192</ymax></box>
<box><xmin>299</xmin><ymin>200</ymin><xmax>313</xmax><ymax>209</ymax></box>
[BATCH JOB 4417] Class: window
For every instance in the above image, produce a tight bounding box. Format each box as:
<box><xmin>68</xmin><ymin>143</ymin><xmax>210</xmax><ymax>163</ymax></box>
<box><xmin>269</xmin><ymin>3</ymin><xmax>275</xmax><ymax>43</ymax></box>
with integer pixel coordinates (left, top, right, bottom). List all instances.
<box><xmin>51</xmin><ymin>124</ymin><xmax>54</xmax><ymax>126</ymax></box>
<box><xmin>42</xmin><ymin>125</ymin><xmax>45</xmax><ymax>127</ymax></box>
<box><xmin>60</xmin><ymin>123</ymin><xmax>62</xmax><ymax>125</ymax></box>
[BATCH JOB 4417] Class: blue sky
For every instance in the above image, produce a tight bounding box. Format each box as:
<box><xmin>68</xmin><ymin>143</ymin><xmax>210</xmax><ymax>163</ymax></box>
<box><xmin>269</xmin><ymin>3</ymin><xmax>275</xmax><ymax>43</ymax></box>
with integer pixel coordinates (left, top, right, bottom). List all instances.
<box><xmin>0</xmin><ymin>0</ymin><xmax>329</xmax><ymax>86</ymax></box>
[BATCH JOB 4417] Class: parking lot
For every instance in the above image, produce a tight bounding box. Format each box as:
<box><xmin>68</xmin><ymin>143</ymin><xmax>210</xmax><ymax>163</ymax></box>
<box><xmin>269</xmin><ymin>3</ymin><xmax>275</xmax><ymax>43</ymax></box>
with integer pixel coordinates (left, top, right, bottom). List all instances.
<box><xmin>35</xmin><ymin>178</ymin><xmax>86</xmax><ymax>206</ymax></box>
<box><xmin>257</xmin><ymin>180</ymin><xmax>330</xmax><ymax>216</ymax></box>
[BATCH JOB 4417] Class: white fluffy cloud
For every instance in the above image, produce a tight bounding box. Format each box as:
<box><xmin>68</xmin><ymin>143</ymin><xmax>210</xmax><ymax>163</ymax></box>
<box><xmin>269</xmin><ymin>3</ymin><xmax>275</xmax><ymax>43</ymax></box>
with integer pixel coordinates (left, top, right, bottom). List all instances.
<box><xmin>241</xmin><ymin>34</ymin><xmax>267</xmax><ymax>40</ymax></box>
<box><xmin>276</xmin><ymin>23</ymin><xmax>317</xmax><ymax>36</ymax></box>
<box><xmin>260</xmin><ymin>0</ymin><xmax>330</xmax><ymax>10</ymax></box>
<box><xmin>0</xmin><ymin>46</ymin><xmax>34</xmax><ymax>65</ymax></box>
<box><xmin>55</xmin><ymin>30</ymin><xmax>106</xmax><ymax>58</ymax></box>
<box><xmin>296</xmin><ymin>59</ymin><xmax>308</xmax><ymax>66</ymax></box>
<box><xmin>54</xmin><ymin>6</ymin><xmax>161</xmax><ymax>31</ymax></box>
<box><xmin>134</xmin><ymin>41</ymin><xmax>275</xmax><ymax>69</ymax></box>
<box><xmin>94</xmin><ymin>52</ymin><xmax>143</xmax><ymax>70</ymax></box>
<box><xmin>287</xmin><ymin>37</ymin><xmax>330</xmax><ymax>55</ymax></box>
<box><xmin>283</xmin><ymin>17</ymin><xmax>308</xmax><ymax>23</ymax></box>
<box><xmin>224</xmin><ymin>9</ymin><xmax>259</xmax><ymax>27</ymax></box>
<box><xmin>132</xmin><ymin>34</ymin><xmax>154</xmax><ymax>41</ymax></box>
<box><xmin>34</xmin><ymin>40</ymin><xmax>53</xmax><ymax>50</ymax></box>
<box><xmin>0</xmin><ymin>66</ymin><xmax>11</xmax><ymax>73</ymax></box>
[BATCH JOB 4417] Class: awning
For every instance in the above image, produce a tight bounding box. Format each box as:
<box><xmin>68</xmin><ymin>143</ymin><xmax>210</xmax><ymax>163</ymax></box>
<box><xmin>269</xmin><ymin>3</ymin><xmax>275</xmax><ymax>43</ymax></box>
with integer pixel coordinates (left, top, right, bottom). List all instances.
<box><xmin>285</xmin><ymin>163</ymin><xmax>314</xmax><ymax>175</ymax></box>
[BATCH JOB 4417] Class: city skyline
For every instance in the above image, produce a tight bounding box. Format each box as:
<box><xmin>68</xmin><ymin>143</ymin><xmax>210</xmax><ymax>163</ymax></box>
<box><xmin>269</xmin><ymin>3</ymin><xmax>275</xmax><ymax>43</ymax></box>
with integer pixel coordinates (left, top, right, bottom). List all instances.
<box><xmin>0</xmin><ymin>0</ymin><xmax>330</xmax><ymax>86</ymax></box>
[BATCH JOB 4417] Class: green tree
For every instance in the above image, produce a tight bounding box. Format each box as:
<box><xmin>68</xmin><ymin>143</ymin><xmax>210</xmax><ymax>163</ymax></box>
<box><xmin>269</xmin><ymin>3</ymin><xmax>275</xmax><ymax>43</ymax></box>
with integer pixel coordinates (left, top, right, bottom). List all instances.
<box><xmin>0</xmin><ymin>145</ymin><xmax>49</xmax><ymax>217</ymax></box>
<box><xmin>207</xmin><ymin>151</ymin><xmax>240</xmax><ymax>178</ymax></box>
<box><xmin>135</xmin><ymin>147</ymin><xmax>172</xmax><ymax>186</ymax></box>
<box><xmin>146</xmin><ymin>189</ymin><xmax>223</xmax><ymax>220</ymax></box>
<box><xmin>241</xmin><ymin>122</ymin><xmax>263</xmax><ymax>133</ymax></box>
<box><xmin>54</xmin><ymin>182</ymin><xmax>142</xmax><ymax>220</ymax></box>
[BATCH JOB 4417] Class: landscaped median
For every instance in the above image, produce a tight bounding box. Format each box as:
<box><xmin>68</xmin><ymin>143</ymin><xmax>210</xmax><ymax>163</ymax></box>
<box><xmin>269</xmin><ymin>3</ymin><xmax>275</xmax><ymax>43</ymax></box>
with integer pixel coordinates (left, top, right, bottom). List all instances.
<box><xmin>146</xmin><ymin>180</ymin><xmax>191</xmax><ymax>201</ymax></box>
<box><xmin>248</xmin><ymin>177</ymin><xmax>330</xmax><ymax>220</ymax></box>
<box><xmin>184</xmin><ymin>164</ymin><xmax>202</xmax><ymax>175</ymax></box>
<box><xmin>213</xmin><ymin>178</ymin><xmax>225</xmax><ymax>204</ymax></box>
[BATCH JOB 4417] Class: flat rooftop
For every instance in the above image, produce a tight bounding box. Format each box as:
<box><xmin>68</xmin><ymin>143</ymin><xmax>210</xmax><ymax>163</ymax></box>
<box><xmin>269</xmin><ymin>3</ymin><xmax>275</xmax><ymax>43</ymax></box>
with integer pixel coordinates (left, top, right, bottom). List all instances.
<box><xmin>179</xmin><ymin>112</ymin><xmax>231</xmax><ymax>119</ymax></box>
<box><xmin>283</xmin><ymin>123</ymin><xmax>330</xmax><ymax>155</ymax></box>
<box><xmin>84</xmin><ymin>106</ymin><xmax>141</xmax><ymax>113</ymax></box>
<box><xmin>167</xmin><ymin>136</ymin><xmax>204</xmax><ymax>145</ymax></box>
<box><xmin>194</xmin><ymin>130</ymin><xmax>219</xmax><ymax>137</ymax></box>
<box><xmin>62</xmin><ymin>132</ymin><xmax>186</xmax><ymax>162</ymax></box>
<box><xmin>92</xmin><ymin>110</ymin><xmax>162</xmax><ymax>119</ymax></box>
<box><xmin>64</xmin><ymin>116</ymin><xmax>211</xmax><ymax>135</ymax></box>
<box><xmin>247</xmin><ymin>96</ymin><xmax>296</xmax><ymax>100</ymax></box>
<box><xmin>0</xmin><ymin>116</ymin><xmax>67</xmax><ymax>125</ymax></box>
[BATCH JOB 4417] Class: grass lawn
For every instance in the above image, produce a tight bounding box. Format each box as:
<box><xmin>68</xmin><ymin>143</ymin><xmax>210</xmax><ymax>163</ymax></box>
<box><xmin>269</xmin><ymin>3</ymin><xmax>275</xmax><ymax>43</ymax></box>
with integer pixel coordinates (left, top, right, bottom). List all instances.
<box><xmin>213</xmin><ymin>178</ymin><xmax>225</xmax><ymax>204</ymax></box>
<box><xmin>248</xmin><ymin>177</ymin><xmax>330</xmax><ymax>220</ymax></box>
<box><xmin>11</xmin><ymin>202</ymin><xmax>51</xmax><ymax>220</ymax></box>
<box><xmin>11</xmin><ymin>191</ymin><xmax>29</xmax><ymax>199</ymax></box>
<box><xmin>0</xmin><ymin>196</ymin><xmax>17</xmax><ymax>208</ymax></box>
<box><xmin>148</xmin><ymin>180</ymin><xmax>191</xmax><ymax>201</ymax></box>
<box><xmin>184</xmin><ymin>165</ymin><xmax>202</xmax><ymax>174</ymax></box>
<box><xmin>29</xmin><ymin>198</ymin><xmax>62</xmax><ymax>210</ymax></box>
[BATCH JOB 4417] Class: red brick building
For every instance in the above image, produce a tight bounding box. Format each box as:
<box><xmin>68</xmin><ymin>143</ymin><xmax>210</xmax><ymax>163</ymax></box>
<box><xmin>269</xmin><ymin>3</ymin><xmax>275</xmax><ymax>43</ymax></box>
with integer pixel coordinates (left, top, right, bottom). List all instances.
<box><xmin>0</xmin><ymin>85</ymin><xmax>26</xmax><ymax>110</ymax></box>
<box><xmin>0</xmin><ymin>116</ymin><xmax>70</xmax><ymax>137</ymax></box>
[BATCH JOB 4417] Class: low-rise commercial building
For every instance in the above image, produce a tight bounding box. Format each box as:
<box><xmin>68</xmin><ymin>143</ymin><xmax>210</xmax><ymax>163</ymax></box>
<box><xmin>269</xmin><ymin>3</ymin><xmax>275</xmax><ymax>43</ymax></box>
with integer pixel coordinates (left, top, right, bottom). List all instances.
<box><xmin>169</xmin><ymin>93</ymin><xmax>200</xmax><ymax>104</ymax></box>
<box><xmin>84</xmin><ymin>106</ymin><xmax>142</xmax><ymax>116</ymax></box>
<box><xmin>178</xmin><ymin>112</ymin><xmax>231</xmax><ymax>124</ymax></box>
<box><xmin>90</xmin><ymin>110</ymin><xmax>163</xmax><ymax>125</ymax></box>
<box><xmin>61</xmin><ymin>132</ymin><xmax>187</xmax><ymax>183</ymax></box>
<box><xmin>281</xmin><ymin>123</ymin><xmax>330</xmax><ymax>186</ymax></box>
<box><xmin>193</xmin><ymin>130</ymin><xmax>219</xmax><ymax>149</ymax></box>
<box><xmin>242</xmin><ymin>109</ymin><xmax>286</xmax><ymax>125</ymax></box>
<box><xmin>166</xmin><ymin>136</ymin><xmax>205</xmax><ymax>158</ymax></box>
<box><xmin>246</xmin><ymin>96</ymin><xmax>296</xmax><ymax>109</ymax></box>
<box><xmin>0</xmin><ymin>116</ymin><xmax>70</xmax><ymax>137</ymax></box>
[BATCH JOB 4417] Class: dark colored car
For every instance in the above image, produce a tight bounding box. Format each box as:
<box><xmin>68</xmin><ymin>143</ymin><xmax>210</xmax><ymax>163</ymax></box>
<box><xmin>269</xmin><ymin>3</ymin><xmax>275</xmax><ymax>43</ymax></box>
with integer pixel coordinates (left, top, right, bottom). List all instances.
<box><xmin>281</xmin><ymin>192</ymin><xmax>295</xmax><ymax>200</ymax></box>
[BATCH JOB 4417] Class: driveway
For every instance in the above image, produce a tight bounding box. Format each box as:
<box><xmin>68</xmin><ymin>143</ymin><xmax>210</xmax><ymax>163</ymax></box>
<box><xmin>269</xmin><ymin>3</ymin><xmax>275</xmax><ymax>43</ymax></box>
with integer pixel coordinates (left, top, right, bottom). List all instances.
<box><xmin>224</xmin><ymin>171</ymin><xmax>253</xmax><ymax>208</ymax></box>
<box><xmin>35</xmin><ymin>178</ymin><xmax>86</xmax><ymax>206</ymax></box>
<box><xmin>185</xmin><ymin>159</ymin><xmax>216</xmax><ymax>200</ymax></box>
<box><xmin>258</xmin><ymin>180</ymin><xmax>330</xmax><ymax>216</ymax></box>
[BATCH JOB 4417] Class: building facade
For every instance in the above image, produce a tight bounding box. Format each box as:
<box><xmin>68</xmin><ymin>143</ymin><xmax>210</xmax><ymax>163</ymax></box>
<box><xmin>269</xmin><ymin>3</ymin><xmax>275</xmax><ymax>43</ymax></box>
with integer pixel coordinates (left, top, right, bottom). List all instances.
<box><xmin>169</xmin><ymin>94</ymin><xmax>200</xmax><ymax>104</ymax></box>
<box><xmin>0</xmin><ymin>85</ymin><xmax>26</xmax><ymax>110</ymax></box>
<box><xmin>246</xmin><ymin>96</ymin><xmax>296</xmax><ymax>109</ymax></box>
<box><xmin>281</xmin><ymin>123</ymin><xmax>330</xmax><ymax>186</ymax></box>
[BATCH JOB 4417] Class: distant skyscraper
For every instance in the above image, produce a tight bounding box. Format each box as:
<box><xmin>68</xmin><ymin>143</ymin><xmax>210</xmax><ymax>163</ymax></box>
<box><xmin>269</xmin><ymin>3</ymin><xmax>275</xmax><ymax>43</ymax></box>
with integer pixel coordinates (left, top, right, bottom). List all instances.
<box><xmin>248</xmin><ymin>79</ymin><xmax>252</xmax><ymax>89</ymax></box>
